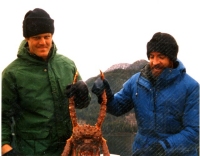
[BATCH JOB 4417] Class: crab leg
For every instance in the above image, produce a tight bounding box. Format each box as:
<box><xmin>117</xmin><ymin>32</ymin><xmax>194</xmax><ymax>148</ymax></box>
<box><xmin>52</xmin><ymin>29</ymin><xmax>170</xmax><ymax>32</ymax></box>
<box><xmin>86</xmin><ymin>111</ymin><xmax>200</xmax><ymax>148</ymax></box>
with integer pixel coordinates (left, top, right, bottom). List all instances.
<box><xmin>69</xmin><ymin>71</ymin><xmax>79</xmax><ymax>127</ymax></box>
<box><xmin>96</xmin><ymin>71</ymin><xmax>108</xmax><ymax>128</ymax></box>
<box><xmin>61</xmin><ymin>138</ymin><xmax>73</xmax><ymax>156</ymax></box>
<box><xmin>101</xmin><ymin>138</ymin><xmax>110</xmax><ymax>156</ymax></box>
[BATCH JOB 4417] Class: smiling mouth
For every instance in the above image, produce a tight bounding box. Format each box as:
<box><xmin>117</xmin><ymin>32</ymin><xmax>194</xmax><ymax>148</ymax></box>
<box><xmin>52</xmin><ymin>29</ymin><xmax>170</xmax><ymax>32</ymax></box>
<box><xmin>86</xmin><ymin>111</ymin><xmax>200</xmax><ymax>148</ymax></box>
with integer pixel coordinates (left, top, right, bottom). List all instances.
<box><xmin>38</xmin><ymin>47</ymin><xmax>48</xmax><ymax>51</ymax></box>
<box><xmin>38</xmin><ymin>47</ymin><xmax>47</xmax><ymax>49</ymax></box>
<box><xmin>153</xmin><ymin>68</ymin><xmax>162</xmax><ymax>72</ymax></box>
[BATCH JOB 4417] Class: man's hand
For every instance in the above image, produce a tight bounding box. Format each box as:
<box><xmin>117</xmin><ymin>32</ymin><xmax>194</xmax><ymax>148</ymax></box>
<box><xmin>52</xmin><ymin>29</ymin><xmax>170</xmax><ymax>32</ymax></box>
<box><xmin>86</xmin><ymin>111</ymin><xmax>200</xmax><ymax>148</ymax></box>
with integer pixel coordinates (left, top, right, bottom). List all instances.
<box><xmin>66</xmin><ymin>80</ymin><xmax>90</xmax><ymax>109</ymax></box>
<box><xmin>2</xmin><ymin>144</ymin><xmax>12</xmax><ymax>155</ymax></box>
<box><xmin>91</xmin><ymin>78</ymin><xmax>114</xmax><ymax>104</ymax></box>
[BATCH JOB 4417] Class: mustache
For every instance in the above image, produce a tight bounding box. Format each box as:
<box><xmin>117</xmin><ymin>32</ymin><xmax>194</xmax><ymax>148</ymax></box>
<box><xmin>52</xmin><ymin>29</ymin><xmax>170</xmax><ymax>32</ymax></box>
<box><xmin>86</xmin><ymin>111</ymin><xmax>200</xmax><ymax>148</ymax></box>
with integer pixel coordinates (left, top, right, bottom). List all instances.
<box><xmin>151</xmin><ymin>65</ymin><xmax>164</xmax><ymax>70</ymax></box>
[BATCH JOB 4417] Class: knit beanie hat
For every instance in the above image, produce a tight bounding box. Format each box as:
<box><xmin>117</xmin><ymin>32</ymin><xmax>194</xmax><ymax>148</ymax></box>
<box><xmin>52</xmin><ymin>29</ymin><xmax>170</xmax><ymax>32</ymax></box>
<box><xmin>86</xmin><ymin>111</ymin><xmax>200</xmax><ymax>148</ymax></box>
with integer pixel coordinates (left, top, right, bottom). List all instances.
<box><xmin>147</xmin><ymin>32</ymin><xmax>179</xmax><ymax>62</ymax></box>
<box><xmin>23</xmin><ymin>8</ymin><xmax>54</xmax><ymax>37</ymax></box>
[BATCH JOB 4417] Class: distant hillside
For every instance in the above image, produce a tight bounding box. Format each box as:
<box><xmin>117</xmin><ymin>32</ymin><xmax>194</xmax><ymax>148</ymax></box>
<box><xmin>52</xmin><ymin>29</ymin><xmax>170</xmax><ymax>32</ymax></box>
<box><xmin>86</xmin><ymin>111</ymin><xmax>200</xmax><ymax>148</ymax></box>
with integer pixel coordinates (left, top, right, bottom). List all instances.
<box><xmin>105</xmin><ymin>59</ymin><xmax>147</xmax><ymax>73</ymax></box>
<box><xmin>76</xmin><ymin>59</ymin><xmax>148</xmax><ymax>132</ymax></box>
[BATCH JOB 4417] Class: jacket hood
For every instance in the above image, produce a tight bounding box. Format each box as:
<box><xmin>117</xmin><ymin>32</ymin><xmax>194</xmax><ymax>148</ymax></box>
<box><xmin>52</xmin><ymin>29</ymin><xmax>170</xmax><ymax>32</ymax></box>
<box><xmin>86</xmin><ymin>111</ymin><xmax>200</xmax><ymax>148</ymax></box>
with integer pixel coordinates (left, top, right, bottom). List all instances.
<box><xmin>140</xmin><ymin>59</ymin><xmax>186</xmax><ymax>88</ymax></box>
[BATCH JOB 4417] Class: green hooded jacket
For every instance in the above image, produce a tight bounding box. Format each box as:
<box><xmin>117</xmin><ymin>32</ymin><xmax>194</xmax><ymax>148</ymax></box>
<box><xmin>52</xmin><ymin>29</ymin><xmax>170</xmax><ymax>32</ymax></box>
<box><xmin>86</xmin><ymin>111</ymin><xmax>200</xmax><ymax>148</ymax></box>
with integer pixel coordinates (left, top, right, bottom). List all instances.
<box><xmin>2</xmin><ymin>40</ymin><xmax>86</xmax><ymax>155</ymax></box>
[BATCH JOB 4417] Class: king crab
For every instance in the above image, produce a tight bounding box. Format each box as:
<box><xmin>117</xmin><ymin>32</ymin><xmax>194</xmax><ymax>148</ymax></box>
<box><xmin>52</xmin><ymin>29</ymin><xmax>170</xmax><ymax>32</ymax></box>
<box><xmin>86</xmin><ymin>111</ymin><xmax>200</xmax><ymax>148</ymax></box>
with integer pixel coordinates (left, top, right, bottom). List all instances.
<box><xmin>61</xmin><ymin>71</ymin><xmax>110</xmax><ymax>156</ymax></box>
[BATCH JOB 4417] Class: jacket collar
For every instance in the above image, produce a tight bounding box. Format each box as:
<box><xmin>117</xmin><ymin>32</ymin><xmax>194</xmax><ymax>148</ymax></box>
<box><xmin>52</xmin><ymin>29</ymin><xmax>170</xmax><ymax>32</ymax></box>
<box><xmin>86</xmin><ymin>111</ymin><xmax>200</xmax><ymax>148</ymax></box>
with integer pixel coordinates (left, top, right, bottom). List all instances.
<box><xmin>17</xmin><ymin>40</ymin><xmax>57</xmax><ymax>63</ymax></box>
<box><xmin>139</xmin><ymin>60</ymin><xmax>186</xmax><ymax>89</ymax></box>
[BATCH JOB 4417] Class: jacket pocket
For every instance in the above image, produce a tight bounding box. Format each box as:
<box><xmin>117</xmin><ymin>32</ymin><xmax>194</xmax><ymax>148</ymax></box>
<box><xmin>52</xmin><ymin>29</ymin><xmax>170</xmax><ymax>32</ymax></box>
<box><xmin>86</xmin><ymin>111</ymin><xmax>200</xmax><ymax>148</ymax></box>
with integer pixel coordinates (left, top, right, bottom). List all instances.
<box><xmin>15</xmin><ymin>130</ymin><xmax>52</xmax><ymax>155</ymax></box>
<box><xmin>16</xmin><ymin>129</ymin><xmax>50</xmax><ymax>140</ymax></box>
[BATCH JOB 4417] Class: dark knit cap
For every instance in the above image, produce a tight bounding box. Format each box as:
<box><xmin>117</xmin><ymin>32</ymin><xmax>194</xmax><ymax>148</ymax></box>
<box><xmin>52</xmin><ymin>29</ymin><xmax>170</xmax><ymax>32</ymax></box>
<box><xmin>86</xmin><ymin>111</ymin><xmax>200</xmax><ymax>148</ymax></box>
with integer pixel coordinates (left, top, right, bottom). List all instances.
<box><xmin>147</xmin><ymin>32</ymin><xmax>179</xmax><ymax>62</ymax></box>
<box><xmin>23</xmin><ymin>8</ymin><xmax>54</xmax><ymax>37</ymax></box>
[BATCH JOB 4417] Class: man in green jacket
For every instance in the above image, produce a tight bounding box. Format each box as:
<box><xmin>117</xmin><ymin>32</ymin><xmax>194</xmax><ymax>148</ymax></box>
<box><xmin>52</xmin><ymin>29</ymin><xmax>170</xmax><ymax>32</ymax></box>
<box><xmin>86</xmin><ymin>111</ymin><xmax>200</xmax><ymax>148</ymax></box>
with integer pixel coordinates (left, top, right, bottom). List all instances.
<box><xmin>2</xmin><ymin>8</ymin><xmax>91</xmax><ymax>156</ymax></box>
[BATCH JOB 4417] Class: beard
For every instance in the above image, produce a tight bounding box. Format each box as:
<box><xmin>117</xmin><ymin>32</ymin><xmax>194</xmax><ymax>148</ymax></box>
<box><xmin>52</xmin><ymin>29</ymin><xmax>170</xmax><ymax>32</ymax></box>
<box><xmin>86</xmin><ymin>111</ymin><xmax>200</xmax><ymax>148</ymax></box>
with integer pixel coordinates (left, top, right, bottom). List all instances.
<box><xmin>150</xmin><ymin>64</ymin><xmax>165</xmax><ymax>77</ymax></box>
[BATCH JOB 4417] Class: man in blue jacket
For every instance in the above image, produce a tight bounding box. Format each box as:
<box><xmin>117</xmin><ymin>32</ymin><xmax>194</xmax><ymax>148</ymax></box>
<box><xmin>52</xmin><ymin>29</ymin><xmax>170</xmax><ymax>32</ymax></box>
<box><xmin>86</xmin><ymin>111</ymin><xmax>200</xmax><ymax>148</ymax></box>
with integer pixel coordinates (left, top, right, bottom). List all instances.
<box><xmin>92</xmin><ymin>32</ymin><xmax>199</xmax><ymax>156</ymax></box>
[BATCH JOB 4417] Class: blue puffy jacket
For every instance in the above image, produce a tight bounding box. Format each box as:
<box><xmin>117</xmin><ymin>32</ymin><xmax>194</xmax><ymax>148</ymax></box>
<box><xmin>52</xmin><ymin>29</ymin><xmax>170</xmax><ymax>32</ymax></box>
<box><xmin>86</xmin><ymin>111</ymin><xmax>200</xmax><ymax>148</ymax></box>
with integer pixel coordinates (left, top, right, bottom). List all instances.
<box><xmin>106</xmin><ymin>60</ymin><xmax>199</xmax><ymax>156</ymax></box>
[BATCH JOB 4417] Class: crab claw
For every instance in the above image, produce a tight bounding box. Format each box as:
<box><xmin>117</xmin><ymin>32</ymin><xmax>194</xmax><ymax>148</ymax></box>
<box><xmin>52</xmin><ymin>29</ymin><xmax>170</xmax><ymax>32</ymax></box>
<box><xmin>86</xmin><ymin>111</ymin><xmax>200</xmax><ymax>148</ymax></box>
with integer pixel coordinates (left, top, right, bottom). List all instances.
<box><xmin>73</xmin><ymin>71</ymin><xmax>79</xmax><ymax>84</ymax></box>
<box><xmin>100</xmin><ymin>70</ymin><xmax>104</xmax><ymax>80</ymax></box>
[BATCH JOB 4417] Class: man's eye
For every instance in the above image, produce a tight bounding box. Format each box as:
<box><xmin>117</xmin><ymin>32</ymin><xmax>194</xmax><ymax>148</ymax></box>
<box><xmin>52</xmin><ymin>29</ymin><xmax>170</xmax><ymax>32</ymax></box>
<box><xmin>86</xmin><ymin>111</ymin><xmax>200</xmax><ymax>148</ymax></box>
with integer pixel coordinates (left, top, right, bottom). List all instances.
<box><xmin>159</xmin><ymin>55</ymin><xmax>166</xmax><ymax>59</ymax></box>
<box><xmin>33</xmin><ymin>37</ymin><xmax>40</xmax><ymax>39</ymax></box>
<box><xmin>44</xmin><ymin>36</ymin><xmax>50</xmax><ymax>39</ymax></box>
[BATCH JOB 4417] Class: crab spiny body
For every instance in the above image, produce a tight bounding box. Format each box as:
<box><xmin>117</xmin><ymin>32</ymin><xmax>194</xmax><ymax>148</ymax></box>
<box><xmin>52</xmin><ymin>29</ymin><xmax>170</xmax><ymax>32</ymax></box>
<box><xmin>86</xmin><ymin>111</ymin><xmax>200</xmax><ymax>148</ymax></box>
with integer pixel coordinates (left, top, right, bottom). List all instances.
<box><xmin>61</xmin><ymin>71</ymin><xmax>110</xmax><ymax>156</ymax></box>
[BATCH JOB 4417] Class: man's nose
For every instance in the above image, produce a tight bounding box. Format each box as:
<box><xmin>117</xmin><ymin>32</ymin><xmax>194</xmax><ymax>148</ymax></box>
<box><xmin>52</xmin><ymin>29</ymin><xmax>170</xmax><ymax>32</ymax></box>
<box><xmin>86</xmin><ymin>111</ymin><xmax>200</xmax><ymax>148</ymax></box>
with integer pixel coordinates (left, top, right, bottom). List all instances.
<box><xmin>152</xmin><ymin>57</ymin><xmax>160</xmax><ymax>65</ymax></box>
<box><xmin>39</xmin><ymin>37</ymin><xmax>45</xmax><ymax>44</ymax></box>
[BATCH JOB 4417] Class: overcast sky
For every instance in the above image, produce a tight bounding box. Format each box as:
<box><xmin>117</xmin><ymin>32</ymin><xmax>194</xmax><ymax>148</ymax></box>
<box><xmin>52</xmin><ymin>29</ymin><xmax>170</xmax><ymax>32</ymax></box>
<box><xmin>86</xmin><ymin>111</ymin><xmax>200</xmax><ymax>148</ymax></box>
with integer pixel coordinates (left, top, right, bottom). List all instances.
<box><xmin>0</xmin><ymin>0</ymin><xmax>199</xmax><ymax>83</ymax></box>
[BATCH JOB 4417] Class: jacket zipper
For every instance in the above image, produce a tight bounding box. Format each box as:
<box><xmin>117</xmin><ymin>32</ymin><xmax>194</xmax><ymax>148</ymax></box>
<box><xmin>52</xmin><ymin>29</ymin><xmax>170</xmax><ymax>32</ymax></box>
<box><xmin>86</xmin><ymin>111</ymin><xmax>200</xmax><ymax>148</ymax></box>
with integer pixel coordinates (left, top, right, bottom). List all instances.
<box><xmin>153</xmin><ymin>88</ymin><xmax>157</xmax><ymax>130</ymax></box>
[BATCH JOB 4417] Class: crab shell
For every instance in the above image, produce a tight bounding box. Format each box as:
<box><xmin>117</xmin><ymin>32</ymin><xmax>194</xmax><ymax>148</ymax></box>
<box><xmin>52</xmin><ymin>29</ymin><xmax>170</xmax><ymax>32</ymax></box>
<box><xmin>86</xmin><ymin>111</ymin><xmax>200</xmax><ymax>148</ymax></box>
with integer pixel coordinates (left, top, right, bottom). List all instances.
<box><xmin>72</xmin><ymin>124</ymin><xmax>103</xmax><ymax>153</ymax></box>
